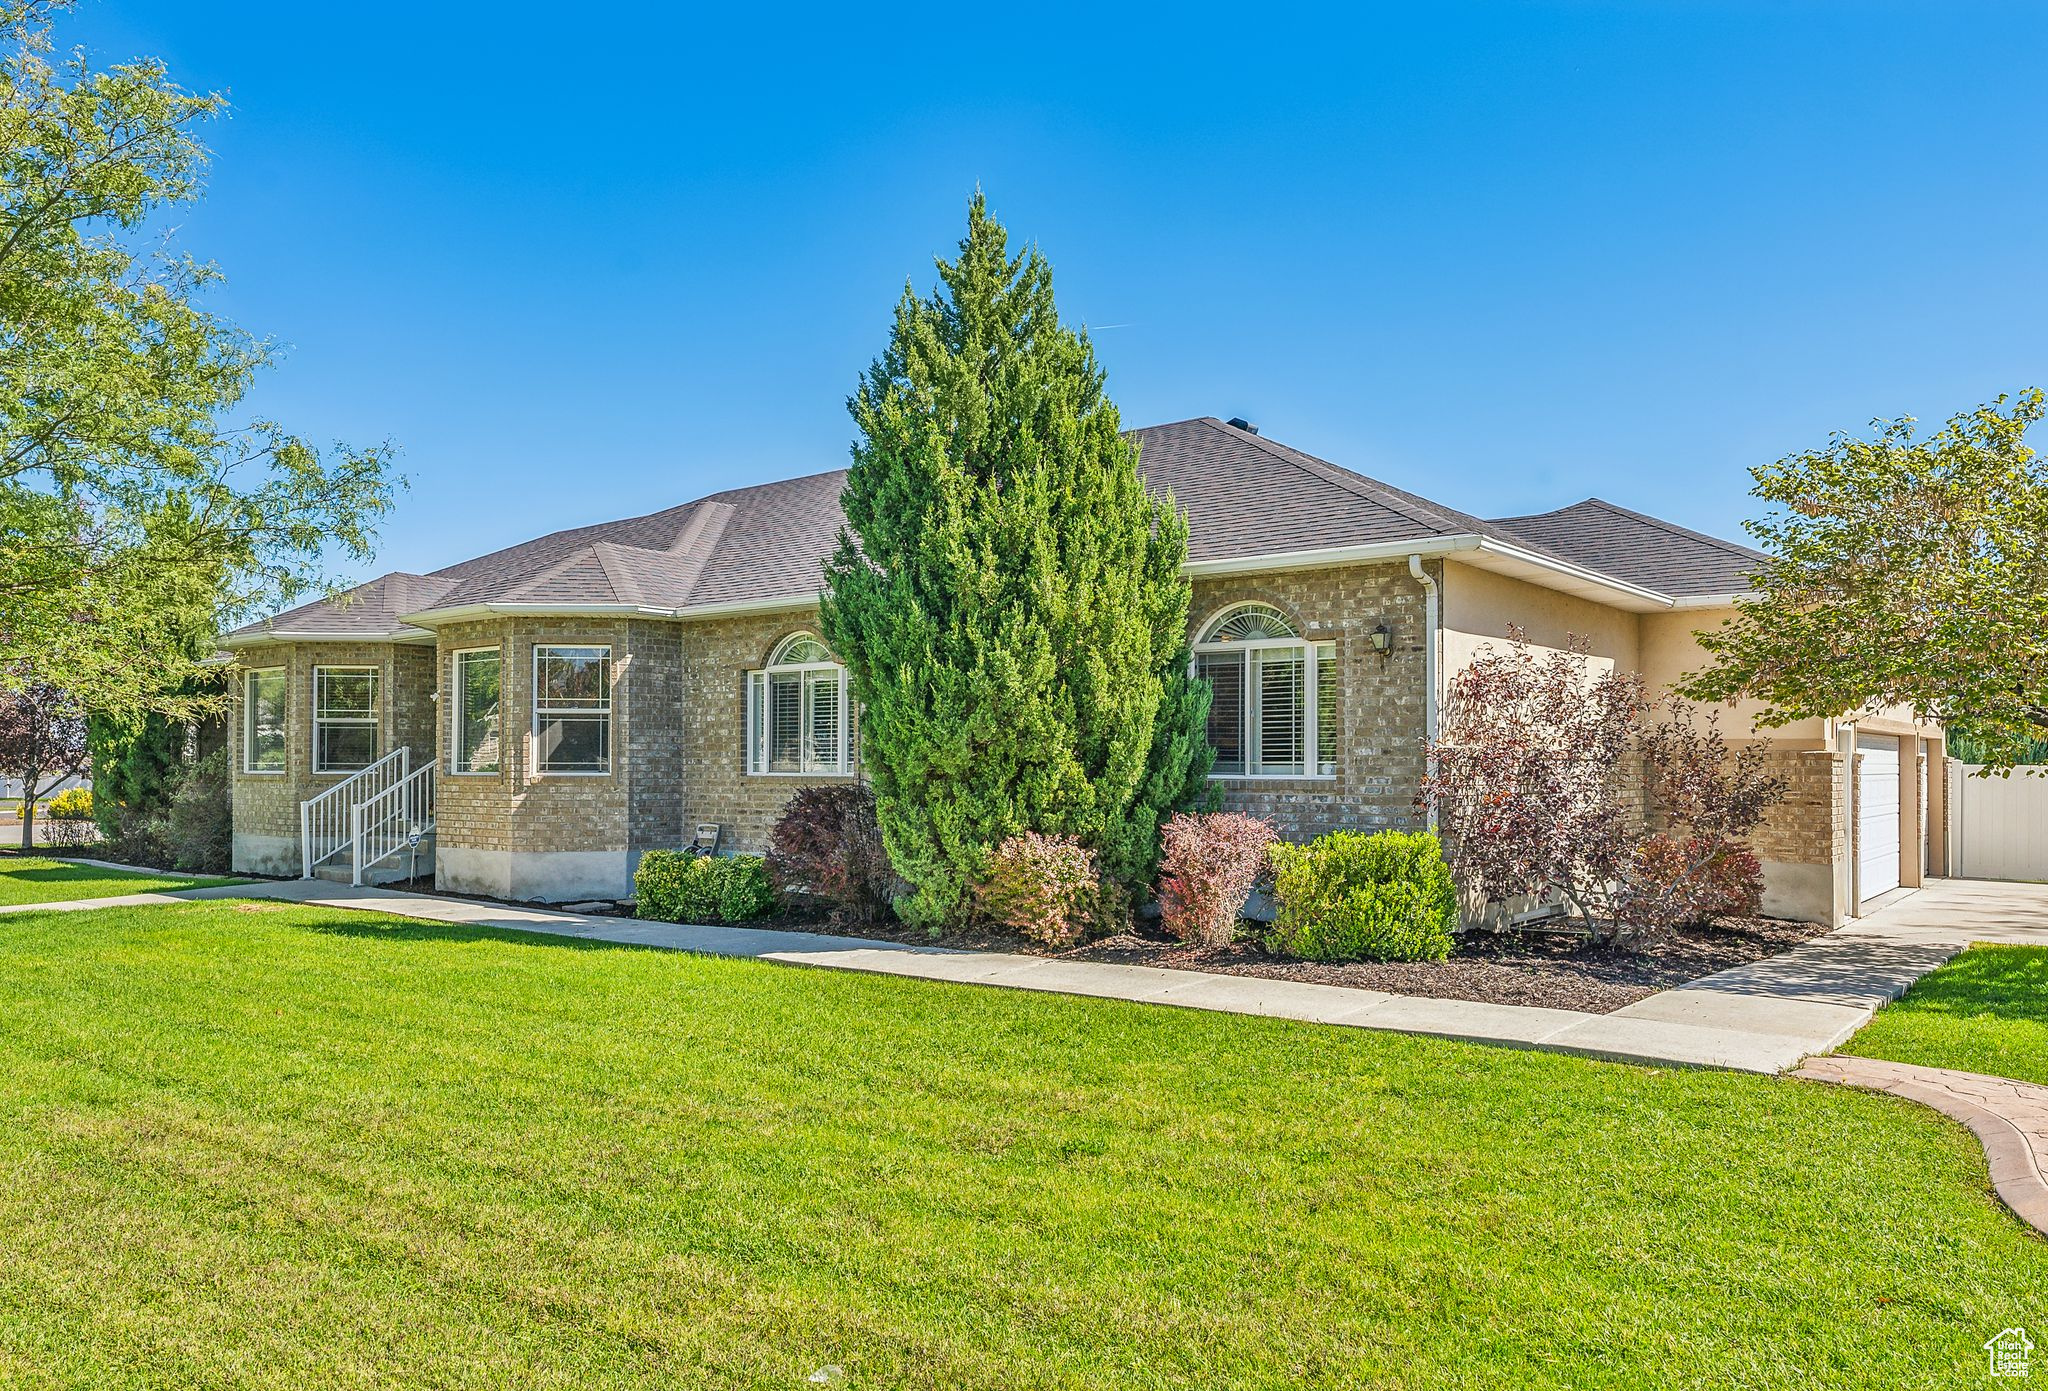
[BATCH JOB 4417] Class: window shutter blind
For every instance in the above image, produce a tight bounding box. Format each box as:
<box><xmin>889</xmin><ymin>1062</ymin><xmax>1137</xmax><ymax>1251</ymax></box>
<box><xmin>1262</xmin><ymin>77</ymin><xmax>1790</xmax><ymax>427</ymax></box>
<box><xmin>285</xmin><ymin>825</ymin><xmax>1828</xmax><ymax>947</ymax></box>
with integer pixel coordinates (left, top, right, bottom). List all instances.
<box><xmin>768</xmin><ymin>672</ymin><xmax>802</xmax><ymax>772</ymax></box>
<box><xmin>1315</xmin><ymin>642</ymin><xmax>1337</xmax><ymax>776</ymax></box>
<box><xmin>1196</xmin><ymin>651</ymin><xmax>1246</xmax><ymax>776</ymax></box>
<box><xmin>806</xmin><ymin>668</ymin><xmax>840</xmax><ymax>771</ymax></box>
<box><xmin>1253</xmin><ymin>646</ymin><xmax>1305</xmax><ymax>776</ymax></box>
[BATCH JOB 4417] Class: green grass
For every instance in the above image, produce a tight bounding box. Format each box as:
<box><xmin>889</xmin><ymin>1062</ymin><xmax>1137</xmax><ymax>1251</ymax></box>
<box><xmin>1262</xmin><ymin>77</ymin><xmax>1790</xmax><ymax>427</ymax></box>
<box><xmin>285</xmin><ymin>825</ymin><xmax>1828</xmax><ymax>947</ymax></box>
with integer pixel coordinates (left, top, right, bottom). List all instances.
<box><xmin>0</xmin><ymin>852</ymin><xmax>239</xmax><ymax>905</ymax></box>
<box><xmin>0</xmin><ymin>900</ymin><xmax>2041</xmax><ymax>1389</ymax></box>
<box><xmin>1840</xmin><ymin>944</ymin><xmax>2048</xmax><ymax>1086</ymax></box>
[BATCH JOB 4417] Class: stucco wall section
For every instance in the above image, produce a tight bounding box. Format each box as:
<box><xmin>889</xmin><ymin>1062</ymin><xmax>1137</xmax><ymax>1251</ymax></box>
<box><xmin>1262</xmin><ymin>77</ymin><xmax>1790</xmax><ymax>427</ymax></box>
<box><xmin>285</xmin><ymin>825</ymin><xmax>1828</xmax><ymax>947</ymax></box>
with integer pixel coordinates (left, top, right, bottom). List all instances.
<box><xmin>1441</xmin><ymin>562</ymin><xmax>1639</xmax><ymax>679</ymax></box>
<box><xmin>1187</xmin><ymin>563</ymin><xmax>1432</xmax><ymax>842</ymax></box>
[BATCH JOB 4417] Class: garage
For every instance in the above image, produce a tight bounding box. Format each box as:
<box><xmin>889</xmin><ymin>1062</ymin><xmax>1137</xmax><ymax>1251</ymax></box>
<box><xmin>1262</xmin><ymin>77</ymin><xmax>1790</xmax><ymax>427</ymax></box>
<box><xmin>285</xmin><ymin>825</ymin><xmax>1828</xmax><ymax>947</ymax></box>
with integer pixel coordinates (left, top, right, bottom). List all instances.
<box><xmin>1857</xmin><ymin>734</ymin><xmax>1901</xmax><ymax>901</ymax></box>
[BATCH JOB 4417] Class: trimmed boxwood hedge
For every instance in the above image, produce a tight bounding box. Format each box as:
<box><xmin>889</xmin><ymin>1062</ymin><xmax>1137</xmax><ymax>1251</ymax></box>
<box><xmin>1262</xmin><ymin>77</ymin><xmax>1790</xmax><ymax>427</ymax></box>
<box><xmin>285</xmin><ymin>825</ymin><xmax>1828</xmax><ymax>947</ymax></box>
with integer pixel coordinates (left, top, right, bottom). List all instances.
<box><xmin>1265</xmin><ymin>830</ymin><xmax>1457</xmax><ymax>962</ymax></box>
<box><xmin>635</xmin><ymin>851</ymin><xmax>775</xmax><ymax>924</ymax></box>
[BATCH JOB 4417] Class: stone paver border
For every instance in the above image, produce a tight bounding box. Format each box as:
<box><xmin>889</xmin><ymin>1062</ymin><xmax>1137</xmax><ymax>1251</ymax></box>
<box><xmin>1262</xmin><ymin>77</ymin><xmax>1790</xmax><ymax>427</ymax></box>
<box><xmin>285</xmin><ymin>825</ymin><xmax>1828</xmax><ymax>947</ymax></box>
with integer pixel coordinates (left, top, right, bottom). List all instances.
<box><xmin>1794</xmin><ymin>1055</ymin><xmax>2048</xmax><ymax>1236</ymax></box>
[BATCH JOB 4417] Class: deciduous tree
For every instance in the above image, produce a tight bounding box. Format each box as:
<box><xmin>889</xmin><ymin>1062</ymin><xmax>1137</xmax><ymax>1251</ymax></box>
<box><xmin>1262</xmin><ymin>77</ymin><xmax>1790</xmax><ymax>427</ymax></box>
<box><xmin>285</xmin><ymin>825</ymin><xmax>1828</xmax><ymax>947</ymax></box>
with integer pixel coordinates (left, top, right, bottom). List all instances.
<box><xmin>0</xmin><ymin>2</ymin><xmax>399</xmax><ymax>721</ymax></box>
<box><xmin>0</xmin><ymin>678</ymin><xmax>86</xmax><ymax>847</ymax></box>
<box><xmin>1684</xmin><ymin>391</ymin><xmax>2048</xmax><ymax>769</ymax></box>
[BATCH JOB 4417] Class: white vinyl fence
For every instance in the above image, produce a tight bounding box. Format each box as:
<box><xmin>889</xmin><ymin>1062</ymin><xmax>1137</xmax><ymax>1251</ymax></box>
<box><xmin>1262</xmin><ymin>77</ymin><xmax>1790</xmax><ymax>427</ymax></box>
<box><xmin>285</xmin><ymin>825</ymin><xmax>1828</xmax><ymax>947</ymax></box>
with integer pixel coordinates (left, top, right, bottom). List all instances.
<box><xmin>1949</xmin><ymin>762</ymin><xmax>2048</xmax><ymax>882</ymax></box>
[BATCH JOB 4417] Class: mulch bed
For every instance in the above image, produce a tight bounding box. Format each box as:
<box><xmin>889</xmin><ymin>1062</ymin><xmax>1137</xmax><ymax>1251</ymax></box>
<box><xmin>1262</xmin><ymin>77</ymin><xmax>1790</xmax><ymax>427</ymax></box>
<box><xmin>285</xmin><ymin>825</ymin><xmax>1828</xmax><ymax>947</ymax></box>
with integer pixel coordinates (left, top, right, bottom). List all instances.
<box><xmin>755</xmin><ymin>908</ymin><xmax>1835</xmax><ymax>1014</ymax></box>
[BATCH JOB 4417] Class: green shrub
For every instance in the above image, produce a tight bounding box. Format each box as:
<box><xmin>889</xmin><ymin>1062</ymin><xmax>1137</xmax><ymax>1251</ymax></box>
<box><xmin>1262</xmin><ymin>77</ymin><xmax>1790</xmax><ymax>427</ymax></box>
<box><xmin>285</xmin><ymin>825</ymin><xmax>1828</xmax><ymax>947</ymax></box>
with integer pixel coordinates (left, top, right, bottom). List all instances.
<box><xmin>635</xmin><ymin>851</ymin><xmax>775</xmax><ymax>924</ymax></box>
<box><xmin>1265</xmin><ymin>830</ymin><xmax>1457</xmax><ymax>962</ymax></box>
<box><xmin>712</xmin><ymin>854</ymin><xmax>775</xmax><ymax>922</ymax></box>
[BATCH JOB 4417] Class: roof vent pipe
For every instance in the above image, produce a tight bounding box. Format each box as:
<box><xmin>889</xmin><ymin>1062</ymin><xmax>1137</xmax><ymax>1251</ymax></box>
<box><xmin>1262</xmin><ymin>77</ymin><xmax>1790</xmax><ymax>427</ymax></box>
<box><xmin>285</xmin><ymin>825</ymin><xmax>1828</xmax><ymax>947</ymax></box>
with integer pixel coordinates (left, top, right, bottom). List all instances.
<box><xmin>1226</xmin><ymin>417</ymin><xmax>1259</xmax><ymax>435</ymax></box>
<box><xmin>1409</xmin><ymin>553</ymin><xmax>1439</xmax><ymax>831</ymax></box>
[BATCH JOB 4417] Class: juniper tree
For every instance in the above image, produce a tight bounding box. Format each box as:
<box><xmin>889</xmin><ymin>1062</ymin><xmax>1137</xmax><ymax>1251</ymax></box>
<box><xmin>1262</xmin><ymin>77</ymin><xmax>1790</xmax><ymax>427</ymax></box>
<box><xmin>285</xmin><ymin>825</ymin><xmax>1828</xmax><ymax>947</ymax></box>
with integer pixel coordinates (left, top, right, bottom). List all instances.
<box><xmin>822</xmin><ymin>195</ymin><xmax>1210</xmax><ymax>929</ymax></box>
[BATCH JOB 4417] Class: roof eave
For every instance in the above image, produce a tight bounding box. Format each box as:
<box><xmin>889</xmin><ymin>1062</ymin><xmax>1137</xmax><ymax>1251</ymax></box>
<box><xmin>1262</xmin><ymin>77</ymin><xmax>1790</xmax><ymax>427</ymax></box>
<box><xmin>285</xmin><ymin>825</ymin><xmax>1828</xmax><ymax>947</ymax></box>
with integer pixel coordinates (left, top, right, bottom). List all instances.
<box><xmin>1668</xmin><ymin>591</ymin><xmax>1750</xmax><ymax>610</ymax></box>
<box><xmin>395</xmin><ymin>602</ymin><xmax>685</xmax><ymax>627</ymax></box>
<box><xmin>1461</xmin><ymin>539</ymin><xmax>1677</xmax><ymax>612</ymax></box>
<box><xmin>1179</xmin><ymin>534</ymin><xmax>1485</xmax><ymax>578</ymax></box>
<box><xmin>219</xmin><ymin>626</ymin><xmax>437</xmax><ymax>650</ymax></box>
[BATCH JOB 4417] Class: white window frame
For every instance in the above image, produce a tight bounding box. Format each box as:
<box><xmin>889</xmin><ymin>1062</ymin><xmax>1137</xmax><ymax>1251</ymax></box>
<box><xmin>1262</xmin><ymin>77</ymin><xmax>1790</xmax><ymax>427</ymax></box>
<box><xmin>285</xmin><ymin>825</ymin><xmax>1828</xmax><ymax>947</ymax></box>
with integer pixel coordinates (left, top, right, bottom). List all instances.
<box><xmin>311</xmin><ymin>664</ymin><xmax>381</xmax><ymax>775</ymax></box>
<box><xmin>745</xmin><ymin>633</ymin><xmax>852</xmax><ymax>777</ymax></box>
<box><xmin>242</xmin><ymin>666</ymin><xmax>287</xmax><ymax>775</ymax></box>
<box><xmin>1192</xmin><ymin>603</ymin><xmax>1336</xmax><ymax>782</ymax></box>
<box><xmin>450</xmin><ymin>646</ymin><xmax>504</xmax><ymax>776</ymax></box>
<box><xmin>531</xmin><ymin>643</ymin><xmax>612</xmax><ymax>776</ymax></box>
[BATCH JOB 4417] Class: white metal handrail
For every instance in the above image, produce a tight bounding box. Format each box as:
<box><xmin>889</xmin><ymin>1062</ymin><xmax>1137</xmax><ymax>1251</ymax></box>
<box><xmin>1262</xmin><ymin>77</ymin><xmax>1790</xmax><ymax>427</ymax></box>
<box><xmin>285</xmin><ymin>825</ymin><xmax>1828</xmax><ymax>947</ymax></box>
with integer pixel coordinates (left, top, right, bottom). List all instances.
<box><xmin>300</xmin><ymin>748</ymin><xmax>409</xmax><ymax>877</ymax></box>
<box><xmin>350</xmin><ymin>758</ymin><xmax>437</xmax><ymax>886</ymax></box>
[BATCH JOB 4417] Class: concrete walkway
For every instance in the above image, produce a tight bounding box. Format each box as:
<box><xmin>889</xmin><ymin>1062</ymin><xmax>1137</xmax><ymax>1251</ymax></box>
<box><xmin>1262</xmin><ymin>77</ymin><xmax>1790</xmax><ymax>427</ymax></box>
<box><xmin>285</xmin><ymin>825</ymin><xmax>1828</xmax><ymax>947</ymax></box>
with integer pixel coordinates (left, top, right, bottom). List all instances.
<box><xmin>12</xmin><ymin>871</ymin><xmax>2042</xmax><ymax>1075</ymax></box>
<box><xmin>1795</xmin><ymin>1055</ymin><xmax>2048</xmax><ymax>1234</ymax></box>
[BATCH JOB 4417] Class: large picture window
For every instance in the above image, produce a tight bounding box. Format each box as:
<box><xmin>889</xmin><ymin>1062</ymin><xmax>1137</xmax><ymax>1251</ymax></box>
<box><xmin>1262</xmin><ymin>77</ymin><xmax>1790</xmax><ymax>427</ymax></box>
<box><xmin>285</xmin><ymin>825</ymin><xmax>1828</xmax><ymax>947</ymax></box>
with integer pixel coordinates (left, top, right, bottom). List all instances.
<box><xmin>453</xmin><ymin>648</ymin><xmax>502</xmax><ymax>774</ymax></box>
<box><xmin>746</xmin><ymin>633</ymin><xmax>850</xmax><ymax>775</ymax></box>
<box><xmin>533</xmin><ymin>644</ymin><xmax>610</xmax><ymax>774</ymax></box>
<box><xmin>312</xmin><ymin>666</ymin><xmax>380</xmax><ymax>773</ymax></box>
<box><xmin>243</xmin><ymin>666</ymin><xmax>286</xmax><ymax>773</ymax></box>
<box><xmin>1192</xmin><ymin>603</ymin><xmax>1337</xmax><ymax>779</ymax></box>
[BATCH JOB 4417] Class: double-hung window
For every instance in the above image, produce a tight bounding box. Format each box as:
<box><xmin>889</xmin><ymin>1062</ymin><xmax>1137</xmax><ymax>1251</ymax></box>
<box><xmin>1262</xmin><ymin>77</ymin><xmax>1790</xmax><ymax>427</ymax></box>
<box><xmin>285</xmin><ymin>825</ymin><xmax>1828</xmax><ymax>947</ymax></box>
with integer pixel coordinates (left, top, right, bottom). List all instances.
<box><xmin>746</xmin><ymin>634</ymin><xmax>850</xmax><ymax>775</ymax></box>
<box><xmin>243</xmin><ymin>667</ymin><xmax>287</xmax><ymax>773</ymax></box>
<box><xmin>1192</xmin><ymin>603</ymin><xmax>1337</xmax><ymax>778</ymax></box>
<box><xmin>452</xmin><ymin>648</ymin><xmax>503</xmax><ymax>774</ymax></box>
<box><xmin>533</xmin><ymin>644</ymin><xmax>611</xmax><ymax>774</ymax></box>
<box><xmin>312</xmin><ymin>666</ymin><xmax>379</xmax><ymax>773</ymax></box>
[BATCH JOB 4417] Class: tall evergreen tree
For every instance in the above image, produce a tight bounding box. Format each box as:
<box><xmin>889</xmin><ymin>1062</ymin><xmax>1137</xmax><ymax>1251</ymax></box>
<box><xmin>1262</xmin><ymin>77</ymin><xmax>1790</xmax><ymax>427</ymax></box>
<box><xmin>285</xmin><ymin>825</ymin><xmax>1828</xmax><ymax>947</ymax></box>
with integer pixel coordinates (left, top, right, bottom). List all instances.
<box><xmin>822</xmin><ymin>195</ymin><xmax>1210</xmax><ymax>930</ymax></box>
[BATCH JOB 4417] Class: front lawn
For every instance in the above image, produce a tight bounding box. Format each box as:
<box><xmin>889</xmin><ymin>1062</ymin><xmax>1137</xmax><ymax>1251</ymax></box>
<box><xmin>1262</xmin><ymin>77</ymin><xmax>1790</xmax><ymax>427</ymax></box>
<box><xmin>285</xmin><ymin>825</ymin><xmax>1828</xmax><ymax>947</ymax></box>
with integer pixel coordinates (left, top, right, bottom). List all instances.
<box><xmin>0</xmin><ymin>852</ymin><xmax>239</xmax><ymax>906</ymax></box>
<box><xmin>0</xmin><ymin>900</ymin><xmax>2039</xmax><ymax>1388</ymax></box>
<box><xmin>1839</xmin><ymin>944</ymin><xmax>2048</xmax><ymax>1086</ymax></box>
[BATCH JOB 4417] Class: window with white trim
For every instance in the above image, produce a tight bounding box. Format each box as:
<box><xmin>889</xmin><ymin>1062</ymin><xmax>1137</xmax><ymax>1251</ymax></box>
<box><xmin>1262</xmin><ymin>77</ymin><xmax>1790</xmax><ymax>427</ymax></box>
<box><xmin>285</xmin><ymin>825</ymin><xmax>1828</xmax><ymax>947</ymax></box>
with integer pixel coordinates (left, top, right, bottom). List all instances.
<box><xmin>746</xmin><ymin>633</ymin><xmax>851</xmax><ymax>775</ymax></box>
<box><xmin>453</xmin><ymin>647</ymin><xmax>502</xmax><ymax>774</ymax></box>
<box><xmin>533</xmin><ymin>644</ymin><xmax>610</xmax><ymax>774</ymax></box>
<box><xmin>312</xmin><ymin>665</ymin><xmax>379</xmax><ymax>773</ymax></box>
<box><xmin>1192</xmin><ymin>603</ymin><xmax>1337</xmax><ymax>778</ymax></box>
<box><xmin>243</xmin><ymin>666</ymin><xmax>286</xmax><ymax>773</ymax></box>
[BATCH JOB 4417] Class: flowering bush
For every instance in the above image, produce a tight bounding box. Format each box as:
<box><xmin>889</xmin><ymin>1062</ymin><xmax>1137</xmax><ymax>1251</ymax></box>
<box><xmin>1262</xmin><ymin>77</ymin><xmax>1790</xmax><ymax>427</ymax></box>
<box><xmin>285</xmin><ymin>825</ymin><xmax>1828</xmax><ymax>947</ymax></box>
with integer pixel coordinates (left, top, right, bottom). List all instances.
<box><xmin>1155</xmin><ymin>812</ymin><xmax>1276</xmax><ymax>946</ymax></box>
<box><xmin>767</xmin><ymin>784</ymin><xmax>895</xmax><ymax>923</ymax></box>
<box><xmin>1266</xmin><ymin>830</ymin><xmax>1457</xmax><ymax>962</ymax></box>
<box><xmin>976</xmin><ymin>832</ymin><xmax>1099</xmax><ymax>946</ymax></box>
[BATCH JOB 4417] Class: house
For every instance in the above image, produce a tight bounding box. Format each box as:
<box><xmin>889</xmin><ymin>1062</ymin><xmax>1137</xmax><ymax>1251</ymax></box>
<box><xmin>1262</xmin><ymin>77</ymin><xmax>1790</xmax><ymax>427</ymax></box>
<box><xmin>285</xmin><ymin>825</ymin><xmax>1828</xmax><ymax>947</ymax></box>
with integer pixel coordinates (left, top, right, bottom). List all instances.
<box><xmin>221</xmin><ymin>416</ymin><xmax>1943</xmax><ymax>923</ymax></box>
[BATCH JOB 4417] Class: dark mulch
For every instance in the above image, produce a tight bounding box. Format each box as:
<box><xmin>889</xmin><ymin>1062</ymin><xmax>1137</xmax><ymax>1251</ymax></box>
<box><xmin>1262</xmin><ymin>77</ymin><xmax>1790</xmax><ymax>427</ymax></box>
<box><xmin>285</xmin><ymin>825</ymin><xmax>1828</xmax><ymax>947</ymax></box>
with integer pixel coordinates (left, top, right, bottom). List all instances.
<box><xmin>750</xmin><ymin>907</ymin><xmax>1834</xmax><ymax>1014</ymax></box>
<box><xmin>1063</xmin><ymin>916</ymin><xmax>1834</xmax><ymax>1013</ymax></box>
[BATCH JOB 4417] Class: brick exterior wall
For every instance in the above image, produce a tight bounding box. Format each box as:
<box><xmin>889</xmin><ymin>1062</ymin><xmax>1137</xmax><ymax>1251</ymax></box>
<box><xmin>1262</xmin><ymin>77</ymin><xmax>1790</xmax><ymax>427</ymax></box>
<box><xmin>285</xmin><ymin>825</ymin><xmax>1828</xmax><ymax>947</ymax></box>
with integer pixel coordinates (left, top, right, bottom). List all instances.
<box><xmin>431</xmin><ymin>617</ymin><xmax>636</xmax><ymax>858</ymax></box>
<box><xmin>1188</xmin><ymin>562</ymin><xmax>1435</xmax><ymax>842</ymax></box>
<box><xmin>227</xmin><ymin>556</ymin><xmax>1859</xmax><ymax>918</ymax></box>
<box><xmin>1750</xmin><ymin>746</ymin><xmax>1846</xmax><ymax>870</ymax></box>
<box><xmin>228</xmin><ymin>640</ymin><xmax>437</xmax><ymax>870</ymax></box>
<box><xmin>677</xmin><ymin>608</ymin><xmax>860</xmax><ymax>854</ymax></box>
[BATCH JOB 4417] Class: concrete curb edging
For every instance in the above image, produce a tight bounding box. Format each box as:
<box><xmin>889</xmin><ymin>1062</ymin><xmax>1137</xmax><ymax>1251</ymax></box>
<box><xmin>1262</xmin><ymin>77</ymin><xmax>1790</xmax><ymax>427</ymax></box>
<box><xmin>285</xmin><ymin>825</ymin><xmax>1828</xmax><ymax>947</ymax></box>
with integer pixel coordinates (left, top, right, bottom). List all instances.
<box><xmin>1793</xmin><ymin>1055</ymin><xmax>2048</xmax><ymax>1236</ymax></box>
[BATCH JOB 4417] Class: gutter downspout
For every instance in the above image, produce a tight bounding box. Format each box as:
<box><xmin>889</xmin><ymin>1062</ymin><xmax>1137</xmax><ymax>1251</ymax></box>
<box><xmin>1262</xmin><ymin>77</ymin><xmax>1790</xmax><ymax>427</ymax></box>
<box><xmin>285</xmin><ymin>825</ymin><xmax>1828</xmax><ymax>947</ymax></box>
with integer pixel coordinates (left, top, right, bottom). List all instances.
<box><xmin>1409</xmin><ymin>554</ymin><xmax>1440</xmax><ymax>831</ymax></box>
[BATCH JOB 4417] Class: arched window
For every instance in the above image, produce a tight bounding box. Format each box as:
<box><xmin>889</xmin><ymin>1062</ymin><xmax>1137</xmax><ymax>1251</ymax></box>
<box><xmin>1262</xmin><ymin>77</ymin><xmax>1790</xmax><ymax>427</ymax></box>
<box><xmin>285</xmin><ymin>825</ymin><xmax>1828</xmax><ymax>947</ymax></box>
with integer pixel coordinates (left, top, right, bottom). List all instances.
<box><xmin>746</xmin><ymin>632</ymin><xmax>851</xmax><ymax>775</ymax></box>
<box><xmin>1193</xmin><ymin>603</ymin><xmax>1337</xmax><ymax>778</ymax></box>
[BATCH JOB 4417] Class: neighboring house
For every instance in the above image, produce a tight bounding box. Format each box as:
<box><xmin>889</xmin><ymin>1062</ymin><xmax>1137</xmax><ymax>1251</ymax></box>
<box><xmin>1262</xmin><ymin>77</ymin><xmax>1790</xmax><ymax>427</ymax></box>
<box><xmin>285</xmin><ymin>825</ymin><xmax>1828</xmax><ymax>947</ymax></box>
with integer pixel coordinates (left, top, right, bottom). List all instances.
<box><xmin>221</xmin><ymin>416</ymin><xmax>1942</xmax><ymax>922</ymax></box>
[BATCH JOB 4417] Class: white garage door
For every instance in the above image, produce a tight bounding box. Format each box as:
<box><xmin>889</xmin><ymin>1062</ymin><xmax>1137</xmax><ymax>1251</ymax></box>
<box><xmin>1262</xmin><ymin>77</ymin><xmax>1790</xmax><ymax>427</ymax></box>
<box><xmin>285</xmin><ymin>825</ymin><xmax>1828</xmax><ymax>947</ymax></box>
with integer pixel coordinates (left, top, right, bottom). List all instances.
<box><xmin>1858</xmin><ymin>735</ymin><xmax>1901</xmax><ymax>901</ymax></box>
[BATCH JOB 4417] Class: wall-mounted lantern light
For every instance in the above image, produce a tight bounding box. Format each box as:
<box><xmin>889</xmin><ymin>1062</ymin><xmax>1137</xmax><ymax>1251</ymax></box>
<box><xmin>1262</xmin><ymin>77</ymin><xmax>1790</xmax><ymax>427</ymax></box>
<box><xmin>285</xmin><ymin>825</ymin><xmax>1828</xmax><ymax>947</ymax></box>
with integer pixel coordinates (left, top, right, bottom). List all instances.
<box><xmin>1369</xmin><ymin>622</ymin><xmax>1393</xmax><ymax>656</ymax></box>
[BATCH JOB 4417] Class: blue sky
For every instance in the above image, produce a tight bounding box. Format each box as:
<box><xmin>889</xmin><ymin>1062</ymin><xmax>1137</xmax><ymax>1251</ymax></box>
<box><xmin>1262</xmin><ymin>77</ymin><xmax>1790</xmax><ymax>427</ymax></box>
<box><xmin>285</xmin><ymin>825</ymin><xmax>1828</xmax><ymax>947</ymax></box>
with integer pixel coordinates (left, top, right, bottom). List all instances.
<box><xmin>64</xmin><ymin>1</ymin><xmax>2048</xmax><ymax>578</ymax></box>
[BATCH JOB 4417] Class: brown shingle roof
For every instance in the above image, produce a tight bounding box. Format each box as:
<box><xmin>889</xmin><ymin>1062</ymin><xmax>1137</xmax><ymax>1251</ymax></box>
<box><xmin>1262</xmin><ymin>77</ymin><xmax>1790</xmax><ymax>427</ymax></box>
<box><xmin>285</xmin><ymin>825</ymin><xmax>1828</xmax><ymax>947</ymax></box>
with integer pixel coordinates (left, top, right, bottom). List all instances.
<box><xmin>226</xmin><ymin>418</ymin><xmax>1752</xmax><ymax>641</ymax></box>
<box><xmin>1489</xmin><ymin>498</ymin><xmax>1764</xmax><ymax>598</ymax></box>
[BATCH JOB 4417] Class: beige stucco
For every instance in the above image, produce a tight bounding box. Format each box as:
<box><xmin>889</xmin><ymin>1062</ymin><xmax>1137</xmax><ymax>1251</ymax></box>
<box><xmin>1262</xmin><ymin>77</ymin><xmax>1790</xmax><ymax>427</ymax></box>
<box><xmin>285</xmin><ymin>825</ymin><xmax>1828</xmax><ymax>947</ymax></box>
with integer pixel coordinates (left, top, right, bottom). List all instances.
<box><xmin>1441</xmin><ymin>562</ymin><xmax>1638</xmax><ymax>678</ymax></box>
